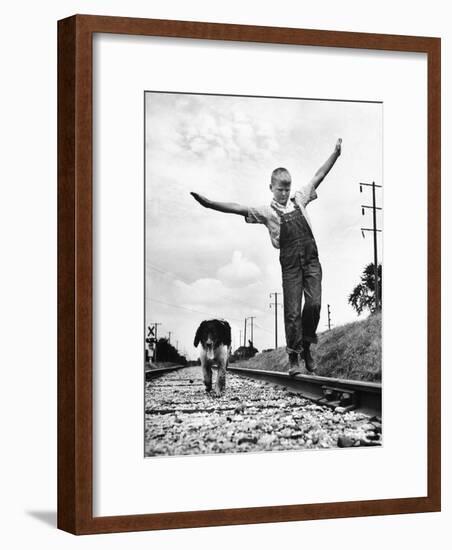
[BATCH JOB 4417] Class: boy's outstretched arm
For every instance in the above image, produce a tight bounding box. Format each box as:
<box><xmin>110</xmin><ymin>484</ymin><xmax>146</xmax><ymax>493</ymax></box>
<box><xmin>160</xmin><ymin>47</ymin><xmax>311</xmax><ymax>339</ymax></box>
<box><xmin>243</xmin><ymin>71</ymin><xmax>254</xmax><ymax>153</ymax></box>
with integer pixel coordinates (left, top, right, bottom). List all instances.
<box><xmin>190</xmin><ymin>192</ymin><xmax>248</xmax><ymax>216</ymax></box>
<box><xmin>310</xmin><ymin>138</ymin><xmax>342</xmax><ymax>189</ymax></box>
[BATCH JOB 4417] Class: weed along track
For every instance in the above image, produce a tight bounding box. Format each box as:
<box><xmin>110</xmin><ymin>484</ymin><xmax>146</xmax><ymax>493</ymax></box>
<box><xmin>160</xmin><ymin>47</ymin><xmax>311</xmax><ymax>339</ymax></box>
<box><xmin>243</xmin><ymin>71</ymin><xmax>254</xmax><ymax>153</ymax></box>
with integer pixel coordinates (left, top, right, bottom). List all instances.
<box><xmin>145</xmin><ymin>365</ymin><xmax>382</xmax><ymax>457</ymax></box>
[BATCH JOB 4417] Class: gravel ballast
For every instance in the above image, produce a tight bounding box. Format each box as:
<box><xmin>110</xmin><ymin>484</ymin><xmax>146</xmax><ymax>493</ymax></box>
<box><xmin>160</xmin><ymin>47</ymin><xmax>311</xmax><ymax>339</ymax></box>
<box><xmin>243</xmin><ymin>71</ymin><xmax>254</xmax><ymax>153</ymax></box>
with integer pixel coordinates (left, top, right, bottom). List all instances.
<box><xmin>145</xmin><ymin>366</ymin><xmax>382</xmax><ymax>457</ymax></box>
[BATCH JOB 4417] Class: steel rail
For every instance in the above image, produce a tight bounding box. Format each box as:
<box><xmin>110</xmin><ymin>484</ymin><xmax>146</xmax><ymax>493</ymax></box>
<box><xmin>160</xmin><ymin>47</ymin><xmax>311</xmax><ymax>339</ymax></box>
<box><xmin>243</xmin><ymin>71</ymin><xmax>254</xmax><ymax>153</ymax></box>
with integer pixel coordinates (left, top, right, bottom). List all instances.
<box><xmin>228</xmin><ymin>365</ymin><xmax>381</xmax><ymax>417</ymax></box>
<box><xmin>145</xmin><ymin>364</ymin><xmax>189</xmax><ymax>381</ymax></box>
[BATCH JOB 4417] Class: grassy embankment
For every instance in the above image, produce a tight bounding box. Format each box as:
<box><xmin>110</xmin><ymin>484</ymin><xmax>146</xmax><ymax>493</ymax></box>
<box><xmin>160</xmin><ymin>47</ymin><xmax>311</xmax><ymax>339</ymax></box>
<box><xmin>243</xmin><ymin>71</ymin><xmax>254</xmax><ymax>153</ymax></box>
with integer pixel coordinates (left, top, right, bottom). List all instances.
<box><xmin>233</xmin><ymin>312</ymin><xmax>381</xmax><ymax>382</ymax></box>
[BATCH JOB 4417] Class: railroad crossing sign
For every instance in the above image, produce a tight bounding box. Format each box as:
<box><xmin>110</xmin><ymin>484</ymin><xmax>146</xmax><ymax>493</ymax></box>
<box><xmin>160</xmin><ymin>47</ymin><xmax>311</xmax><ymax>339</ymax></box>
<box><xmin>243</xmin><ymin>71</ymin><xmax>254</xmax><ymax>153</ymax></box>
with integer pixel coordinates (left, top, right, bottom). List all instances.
<box><xmin>146</xmin><ymin>326</ymin><xmax>156</xmax><ymax>349</ymax></box>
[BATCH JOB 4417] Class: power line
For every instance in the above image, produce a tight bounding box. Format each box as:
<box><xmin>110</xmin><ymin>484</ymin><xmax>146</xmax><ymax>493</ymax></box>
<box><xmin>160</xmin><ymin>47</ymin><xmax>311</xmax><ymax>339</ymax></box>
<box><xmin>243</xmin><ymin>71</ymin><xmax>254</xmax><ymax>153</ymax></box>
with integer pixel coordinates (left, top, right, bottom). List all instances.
<box><xmin>147</xmin><ymin>280</ymin><xmax>278</xmax><ymax>348</ymax></box>
<box><xmin>253</xmin><ymin>320</ymin><xmax>274</xmax><ymax>335</ymax></box>
<box><xmin>148</xmin><ymin>262</ymin><xmax>277</xmax><ymax>317</ymax></box>
<box><xmin>147</xmin><ymin>298</ymin><xmax>246</xmax><ymax>345</ymax></box>
<box><xmin>148</xmin><ymin>294</ymin><xmax>275</xmax><ymax>337</ymax></box>
<box><xmin>148</xmin><ymin>297</ymin><xmax>244</xmax><ymax>324</ymax></box>
<box><xmin>147</xmin><ymin>263</ymin><xmax>174</xmax><ymax>276</ymax></box>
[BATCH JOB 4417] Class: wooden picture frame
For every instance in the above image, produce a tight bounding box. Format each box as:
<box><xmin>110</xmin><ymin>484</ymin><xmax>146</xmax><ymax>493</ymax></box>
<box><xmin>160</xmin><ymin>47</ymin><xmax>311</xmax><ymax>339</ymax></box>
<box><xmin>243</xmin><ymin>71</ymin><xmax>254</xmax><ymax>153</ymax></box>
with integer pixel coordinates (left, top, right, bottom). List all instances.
<box><xmin>58</xmin><ymin>14</ymin><xmax>441</xmax><ymax>535</ymax></box>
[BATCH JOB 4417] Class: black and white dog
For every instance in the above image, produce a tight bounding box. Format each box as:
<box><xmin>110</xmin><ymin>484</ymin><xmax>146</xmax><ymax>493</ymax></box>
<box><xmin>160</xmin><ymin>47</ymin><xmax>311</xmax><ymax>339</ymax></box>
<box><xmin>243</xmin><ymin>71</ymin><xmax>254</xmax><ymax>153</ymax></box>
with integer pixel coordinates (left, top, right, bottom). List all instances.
<box><xmin>193</xmin><ymin>319</ymin><xmax>231</xmax><ymax>396</ymax></box>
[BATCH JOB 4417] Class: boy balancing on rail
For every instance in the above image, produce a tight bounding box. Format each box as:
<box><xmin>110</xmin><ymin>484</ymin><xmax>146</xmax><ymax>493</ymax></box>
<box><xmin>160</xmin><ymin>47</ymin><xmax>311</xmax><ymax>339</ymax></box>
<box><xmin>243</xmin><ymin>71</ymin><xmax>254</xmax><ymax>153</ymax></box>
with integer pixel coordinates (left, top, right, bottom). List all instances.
<box><xmin>191</xmin><ymin>138</ymin><xmax>342</xmax><ymax>375</ymax></box>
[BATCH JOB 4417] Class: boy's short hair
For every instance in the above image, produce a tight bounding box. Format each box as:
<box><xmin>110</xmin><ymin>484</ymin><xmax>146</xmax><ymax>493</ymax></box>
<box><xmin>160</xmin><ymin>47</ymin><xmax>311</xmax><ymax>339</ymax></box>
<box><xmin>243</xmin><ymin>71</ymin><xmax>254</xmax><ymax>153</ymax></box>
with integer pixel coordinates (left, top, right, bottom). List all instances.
<box><xmin>271</xmin><ymin>167</ymin><xmax>291</xmax><ymax>186</ymax></box>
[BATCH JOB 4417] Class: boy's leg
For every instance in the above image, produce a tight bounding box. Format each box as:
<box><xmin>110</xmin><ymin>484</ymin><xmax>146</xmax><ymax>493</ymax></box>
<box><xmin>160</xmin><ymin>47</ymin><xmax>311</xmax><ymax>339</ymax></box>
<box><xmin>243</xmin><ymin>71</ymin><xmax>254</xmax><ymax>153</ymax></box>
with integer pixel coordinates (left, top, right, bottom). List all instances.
<box><xmin>281</xmin><ymin>259</ymin><xmax>303</xmax><ymax>370</ymax></box>
<box><xmin>301</xmin><ymin>259</ymin><xmax>322</xmax><ymax>371</ymax></box>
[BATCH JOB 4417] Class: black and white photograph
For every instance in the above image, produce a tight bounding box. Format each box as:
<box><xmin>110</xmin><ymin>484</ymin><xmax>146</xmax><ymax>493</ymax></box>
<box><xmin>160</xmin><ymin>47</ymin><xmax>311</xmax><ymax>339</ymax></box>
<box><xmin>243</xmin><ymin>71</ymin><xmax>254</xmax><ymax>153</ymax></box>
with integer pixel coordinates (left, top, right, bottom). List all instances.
<box><xmin>1</xmin><ymin>0</ymin><xmax>444</xmax><ymax>543</ymax></box>
<box><xmin>144</xmin><ymin>91</ymin><xmax>383</xmax><ymax>457</ymax></box>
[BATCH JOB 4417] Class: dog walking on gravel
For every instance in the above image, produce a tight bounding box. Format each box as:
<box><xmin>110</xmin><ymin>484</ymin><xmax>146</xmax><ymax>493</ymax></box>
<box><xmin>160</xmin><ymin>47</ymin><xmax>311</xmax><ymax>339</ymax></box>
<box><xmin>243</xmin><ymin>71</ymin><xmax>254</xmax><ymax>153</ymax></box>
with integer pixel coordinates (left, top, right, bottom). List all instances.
<box><xmin>194</xmin><ymin>319</ymin><xmax>232</xmax><ymax>396</ymax></box>
<box><xmin>191</xmin><ymin>139</ymin><xmax>342</xmax><ymax>376</ymax></box>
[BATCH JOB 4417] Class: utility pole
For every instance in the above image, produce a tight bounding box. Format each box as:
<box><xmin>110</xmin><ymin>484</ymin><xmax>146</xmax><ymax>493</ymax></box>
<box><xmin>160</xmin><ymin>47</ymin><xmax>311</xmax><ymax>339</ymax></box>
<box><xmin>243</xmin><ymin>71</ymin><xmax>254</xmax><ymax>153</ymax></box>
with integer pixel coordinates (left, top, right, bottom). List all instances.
<box><xmin>360</xmin><ymin>181</ymin><xmax>382</xmax><ymax>311</ymax></box>
<box><xmin>269</xmin><ymin>292</ymin><xmax>282</xmax><ymax>349</ymax></box>
<box><xmin>327</xmin><ymin>304</ymin><xmax>332</xmax><ymax>330</ymax></box>
<box><xmin>243</xmin><ymin>318</ymin><xmax>247</xmax><ymax>347</ymax></box>
<box><xmin>168</xmin><ymin>331</ymin><xmax>172</xmax><ymax>344</ymax></box>
<box><xmin>239</xmin><ymin>330</ymin><xmax>242</xmax><ymax>349</ymax></box>
<box><xmin>176</xmin><ymin>340</ymin><xmax>179</xmax><ymax>351</ymax></box>
<box><xmin>153</xmin><ymin>322</ymin><xmax>162</xmax><ymax>340</ymax></box>
<box><xmin>247</xmin><ymin>316</ymin><xmax>256</xmax><ymax>345</ymax></box>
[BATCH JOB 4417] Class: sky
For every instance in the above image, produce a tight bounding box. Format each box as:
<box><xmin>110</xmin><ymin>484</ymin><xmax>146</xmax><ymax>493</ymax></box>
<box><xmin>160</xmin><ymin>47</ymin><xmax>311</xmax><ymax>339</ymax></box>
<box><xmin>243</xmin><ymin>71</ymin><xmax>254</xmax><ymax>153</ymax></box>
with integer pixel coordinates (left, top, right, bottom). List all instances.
<box><xmin>145</xmin><ymin>92</ymin><xmax>382</xmax><ymax>360</ymax></box>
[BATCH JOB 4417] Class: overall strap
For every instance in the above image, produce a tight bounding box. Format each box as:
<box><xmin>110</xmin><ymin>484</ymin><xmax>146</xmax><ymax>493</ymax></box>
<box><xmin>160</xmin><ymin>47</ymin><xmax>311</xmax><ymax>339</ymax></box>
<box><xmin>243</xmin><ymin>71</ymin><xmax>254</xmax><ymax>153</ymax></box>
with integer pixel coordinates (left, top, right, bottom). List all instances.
<box><xmin>270</xmin><ymin>203</ymin><xmax>283</xmax><ymax>217</ymax></box>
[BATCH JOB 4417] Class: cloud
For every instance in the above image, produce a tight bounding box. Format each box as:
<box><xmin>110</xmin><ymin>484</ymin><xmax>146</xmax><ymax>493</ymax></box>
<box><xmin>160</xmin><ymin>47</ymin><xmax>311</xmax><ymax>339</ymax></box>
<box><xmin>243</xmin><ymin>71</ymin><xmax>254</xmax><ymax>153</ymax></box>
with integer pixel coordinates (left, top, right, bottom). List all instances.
<box><xmin>171</xmin><ymin>251</ymin><xmax>262</xmax><ymax>312</ymax></box>
<box><xmin>173</xmin><ymin>277</ymin><xmax>229</xmax><ymax>306</ymax></box>
<box><xmin>175</xmin><ymin>103</ymin><xmax>279</xmax><ymax>161</ymax></box>
<box><xmin>217</xmin><ymin>251</ymin><xmax>261</xmax><ymax>286</ymax></box>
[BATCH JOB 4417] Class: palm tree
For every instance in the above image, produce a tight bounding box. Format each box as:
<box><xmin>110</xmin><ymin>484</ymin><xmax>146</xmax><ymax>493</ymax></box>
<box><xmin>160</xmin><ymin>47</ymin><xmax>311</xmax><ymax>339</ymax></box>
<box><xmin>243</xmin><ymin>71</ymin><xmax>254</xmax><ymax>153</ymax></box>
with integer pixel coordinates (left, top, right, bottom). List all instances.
<box><xmin>348</xmin><ymin>263</ymin><xmax>382</xmax><ymax>315</ymax></box>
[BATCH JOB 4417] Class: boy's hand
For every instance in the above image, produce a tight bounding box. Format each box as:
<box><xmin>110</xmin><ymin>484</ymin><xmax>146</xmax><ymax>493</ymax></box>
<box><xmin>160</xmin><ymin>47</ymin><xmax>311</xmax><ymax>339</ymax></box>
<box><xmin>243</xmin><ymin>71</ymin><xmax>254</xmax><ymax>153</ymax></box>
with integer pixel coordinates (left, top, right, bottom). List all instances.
<box><xmin>190</xmin><ymin>192</ymin><xmax>211</xmax><ymax>208</ymax></box>
<box><xmin>335</xmin><ymin>138</ymin><xmax>342</xmax><ymax>155</ymax></box>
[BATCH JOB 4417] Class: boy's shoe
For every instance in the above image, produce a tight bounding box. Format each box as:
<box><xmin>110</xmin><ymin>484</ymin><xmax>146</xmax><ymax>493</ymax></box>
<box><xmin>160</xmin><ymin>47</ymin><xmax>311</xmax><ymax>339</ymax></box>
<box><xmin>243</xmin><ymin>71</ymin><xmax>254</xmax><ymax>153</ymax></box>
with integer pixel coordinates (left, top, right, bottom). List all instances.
<box><xmin>303</xmin><ymin>344</ymin><xmax>316</xmax><ymax>373</ymax></box>
<box><xmin>288</xmin><ymin>352</ymin><xmax>303</xmax><ymax>376</ymax></box>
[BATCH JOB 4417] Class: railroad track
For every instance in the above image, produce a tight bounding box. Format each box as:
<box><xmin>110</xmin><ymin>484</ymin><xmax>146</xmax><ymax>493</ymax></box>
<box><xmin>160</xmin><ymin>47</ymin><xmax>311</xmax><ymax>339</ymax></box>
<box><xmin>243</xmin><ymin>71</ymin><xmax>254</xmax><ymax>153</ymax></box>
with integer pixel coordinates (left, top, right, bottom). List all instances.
<box><xmin>144</xmin><ymin>365</ymin><xmax>382</xmax><ymax>457</ymax></box>
<box><xmin>145</xmin><ymin>364</ymin><xmax>187</xmax><ymax>381</ymax></box>
<box><xmin>228</xmin><ymin>365</ymin><xmax>381</xmax><ymax>417</ymax></box>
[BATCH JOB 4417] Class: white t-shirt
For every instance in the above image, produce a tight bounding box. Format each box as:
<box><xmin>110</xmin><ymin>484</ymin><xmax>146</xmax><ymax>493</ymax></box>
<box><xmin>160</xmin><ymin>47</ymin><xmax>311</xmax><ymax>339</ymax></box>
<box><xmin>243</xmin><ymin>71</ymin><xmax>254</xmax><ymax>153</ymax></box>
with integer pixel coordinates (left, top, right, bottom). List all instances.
<box><xmin>245</xmin><ymin>182</ymin><xmax>318</xmax><ymax>249</ymax></box>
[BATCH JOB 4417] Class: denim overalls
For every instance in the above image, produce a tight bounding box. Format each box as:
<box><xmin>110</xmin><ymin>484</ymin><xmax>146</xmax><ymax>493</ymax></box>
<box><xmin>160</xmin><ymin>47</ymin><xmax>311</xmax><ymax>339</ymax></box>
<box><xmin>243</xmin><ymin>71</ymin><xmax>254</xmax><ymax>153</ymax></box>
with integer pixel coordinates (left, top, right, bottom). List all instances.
<box><xmin>272</xmin><ymin>201</ymin><xmax>322</xmax><ymax>355</ymax></box>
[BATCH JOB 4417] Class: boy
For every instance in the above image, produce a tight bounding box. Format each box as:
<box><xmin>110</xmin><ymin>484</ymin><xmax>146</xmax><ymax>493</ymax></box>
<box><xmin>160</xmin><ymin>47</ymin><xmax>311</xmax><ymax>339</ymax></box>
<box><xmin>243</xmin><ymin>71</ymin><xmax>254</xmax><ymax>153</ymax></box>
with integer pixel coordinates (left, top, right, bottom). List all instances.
<box><xmin>191</xmin><ymin>138</ymin><xmax>342</xmax><ymax>375</ymax></box>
